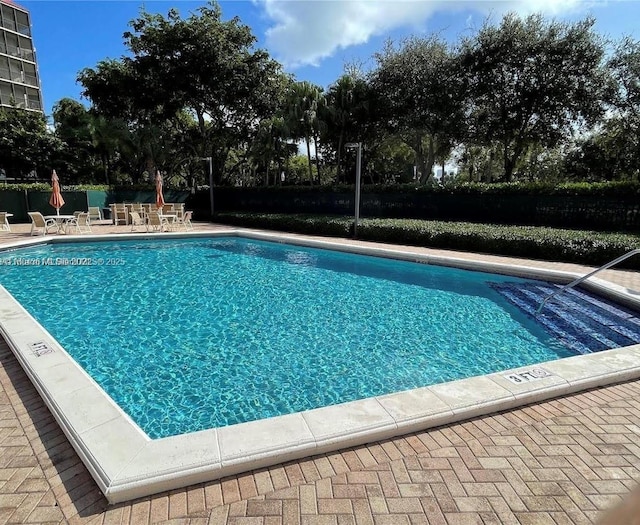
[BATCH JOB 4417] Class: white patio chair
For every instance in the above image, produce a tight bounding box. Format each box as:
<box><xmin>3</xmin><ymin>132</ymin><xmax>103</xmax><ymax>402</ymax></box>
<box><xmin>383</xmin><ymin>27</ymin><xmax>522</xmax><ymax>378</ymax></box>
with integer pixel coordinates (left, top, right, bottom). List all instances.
<box><xmin>88</xmin><ymin>206</ymin><xmax>102</xmax><ymax>222</ymax></box>
<box><xmin>28</xmin><ymin>212</ymin><xmax>58</xmax><ymax>236</ymax></box>
<box><xmin>175</xmin><ymin>210</ymin><xmax>194</xmax><ymax>231</ymax></box>
<box><xmin>0</xmin><ymin>212</ymin><xmax>10</xmax><ymax>232</ymax></box>
<box><xmin>146</xmin><ymin>210</ymin><xmax>170</xmax><ymax>232</ymax></box>
<box><xmin>66</xmin><ymin>212</ymin><xmax>92</xmax><ymax>234</ymax></box>
<box><xmin>129</xmin><ymin>211</ymin><xmax>146</xmax><ymax>232</ymax></box>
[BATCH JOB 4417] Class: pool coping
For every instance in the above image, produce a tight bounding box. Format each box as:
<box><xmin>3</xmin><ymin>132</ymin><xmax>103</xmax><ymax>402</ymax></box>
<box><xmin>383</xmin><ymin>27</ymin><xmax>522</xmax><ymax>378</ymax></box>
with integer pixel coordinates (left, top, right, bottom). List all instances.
<box><xmin>1</xmin><ymin>229</ymin><xmax>640</xmax><ymax>503</ymax></box>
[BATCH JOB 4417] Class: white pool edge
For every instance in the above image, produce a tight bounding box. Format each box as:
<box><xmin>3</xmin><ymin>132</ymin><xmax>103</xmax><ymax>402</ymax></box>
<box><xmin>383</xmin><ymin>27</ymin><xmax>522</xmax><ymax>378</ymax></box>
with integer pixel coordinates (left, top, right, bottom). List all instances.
<box><xmin>1</xmin><ymin>230</ymin><xmax>640</xmax><ymax>503</ymax></box>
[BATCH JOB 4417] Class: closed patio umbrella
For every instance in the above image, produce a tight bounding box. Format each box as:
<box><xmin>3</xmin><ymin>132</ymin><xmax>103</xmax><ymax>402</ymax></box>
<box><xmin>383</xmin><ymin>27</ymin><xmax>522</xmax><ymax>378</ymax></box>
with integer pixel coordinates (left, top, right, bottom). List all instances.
<box><xmin>155</xmin><ymin>170</ymin><xmax>165</xmax><ymax>210</ymax></box>
<box><xmin>49</xmin><ymin>170</ymin><xmax>64</xmax><ymax>215</ymax></box>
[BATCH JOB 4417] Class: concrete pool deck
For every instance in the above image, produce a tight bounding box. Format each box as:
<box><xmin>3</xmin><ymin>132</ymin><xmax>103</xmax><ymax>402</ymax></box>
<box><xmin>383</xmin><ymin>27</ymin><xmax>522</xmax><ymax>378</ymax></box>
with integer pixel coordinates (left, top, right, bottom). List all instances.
<box><xmin>0</xmin><ymin>220</ymin><xmax>639</xmax><ymax>523</ymax></box>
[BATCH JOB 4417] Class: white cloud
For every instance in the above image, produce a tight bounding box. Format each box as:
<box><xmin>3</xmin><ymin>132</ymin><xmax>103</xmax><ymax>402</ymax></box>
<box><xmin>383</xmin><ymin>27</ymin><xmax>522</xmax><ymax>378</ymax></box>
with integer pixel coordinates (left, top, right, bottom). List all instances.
<box><xmin>258</xmin><ymin>0</ymin><xmax>587</xmax><ymax>68</ymax></box>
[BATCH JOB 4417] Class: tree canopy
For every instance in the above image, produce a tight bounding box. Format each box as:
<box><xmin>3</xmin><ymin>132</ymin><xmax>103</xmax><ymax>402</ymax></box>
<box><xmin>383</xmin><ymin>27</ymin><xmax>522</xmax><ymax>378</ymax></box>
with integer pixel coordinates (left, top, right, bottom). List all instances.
<box><xmin>459</xmin><ymin>14</ymin><xmax>609</xmax><ymax>181</ymax></box>
<box><xmin>6</xmin><ymin>5</ymin><xmax>640</xmax><ymax>186</ymax></box>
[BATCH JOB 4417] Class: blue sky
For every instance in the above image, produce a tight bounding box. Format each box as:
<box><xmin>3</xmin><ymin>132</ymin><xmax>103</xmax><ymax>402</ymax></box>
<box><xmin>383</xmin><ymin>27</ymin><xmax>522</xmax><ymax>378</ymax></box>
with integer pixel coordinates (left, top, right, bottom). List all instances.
<box><xmin>17</xmin><ymin>0</ymin><xmax>640</xmax><ymax>118</ymax></box>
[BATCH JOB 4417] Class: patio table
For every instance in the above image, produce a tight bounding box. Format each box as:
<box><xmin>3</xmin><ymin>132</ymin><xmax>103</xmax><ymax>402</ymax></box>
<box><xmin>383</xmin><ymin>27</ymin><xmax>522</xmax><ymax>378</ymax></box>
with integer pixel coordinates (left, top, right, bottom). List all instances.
<box><xmin>43</xmin><ymin>215</ymin><xmax>76</xmax><ymax>234</ymax></box>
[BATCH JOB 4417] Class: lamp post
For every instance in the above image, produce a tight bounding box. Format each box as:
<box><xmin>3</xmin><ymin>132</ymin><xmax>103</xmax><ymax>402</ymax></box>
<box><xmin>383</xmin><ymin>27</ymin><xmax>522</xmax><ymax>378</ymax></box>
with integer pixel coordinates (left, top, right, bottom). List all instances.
<box><xmin>345</xmin><ymin>142</ymin><xmax>362</xmax><ymax>238</ymax></box>
<box><xmin>199</xmin><ymin>157</ymin><xmax>214</xmax><ymax>217</ymax></box>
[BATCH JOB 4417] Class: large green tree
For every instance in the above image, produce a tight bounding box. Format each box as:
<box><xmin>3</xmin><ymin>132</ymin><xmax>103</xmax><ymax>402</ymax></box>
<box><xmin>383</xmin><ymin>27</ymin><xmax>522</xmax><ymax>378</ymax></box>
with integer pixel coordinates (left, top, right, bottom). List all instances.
<box><xmin>321</xmin><ymin>74</ymin><xmax>372</xmax><ymax>183</ymax></box>
<box><xmin>459</xmin><ymin>13</ymin><xmax>609</xmax><ymax>181</ymax></box>
<box><xmin>0</xmin><ymin>107</ymin><xmax>60</xmax><ymax>179</ymax></box>
<box><xmin>52</xmin><ymin>98</ymin><xmax>135</xmax><ymax>184</ymax></box>
<box><xmin>78</xmin><ymin>1</ymin><xmax>283</xmax><ymax>189</ymax></box>
<box><xmin>370</xmin><ymin>36</ymin><xmax>466</xmax><ymax>183</ymax></box>
<box><xmin>51</xmin><ymin>98</ymin><xmax>93</xmax><ymax>182</ymax></box>
<box><xmin>285</xmin><ymin>81</ymin><xmax>324</xmax><ymax>185</ymax></box>
<box><xmin>605</xmin><ymin>37</ymin><xmax>640</xmax><ymax>178</ymax></box>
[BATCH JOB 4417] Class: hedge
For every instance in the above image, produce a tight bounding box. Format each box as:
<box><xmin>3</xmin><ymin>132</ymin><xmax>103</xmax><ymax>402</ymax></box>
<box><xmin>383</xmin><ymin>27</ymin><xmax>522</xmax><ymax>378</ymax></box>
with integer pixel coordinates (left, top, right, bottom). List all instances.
<box><xmin>216</xmin><ymin>213</ymin><xmax>640</xmax><ymax>269</ymax></box>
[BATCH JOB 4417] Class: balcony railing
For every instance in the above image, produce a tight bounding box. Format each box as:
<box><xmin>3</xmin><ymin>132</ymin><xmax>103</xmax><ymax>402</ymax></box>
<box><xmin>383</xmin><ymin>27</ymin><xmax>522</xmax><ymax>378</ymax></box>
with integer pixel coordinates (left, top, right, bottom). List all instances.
<box><xmin>0</xmin><ymin>17</ymin><xmax>31</xmax><ymax>36</ymax></box>
<box><xmin>1</xmin><ymin>44</ymin><xmax>35</xmax><ymax>62</ymax></box>
<box><xmin>3</xmin><ymin>44</ymin><xmax>20</xmax><ymax>58</ymax></box>
<box><xmin>26</xmin><ymin>97</ymin><xmax>41</xmax><ymax>110</ymax></box>
<box><xmin>0</xmin><ymin>95</ymin><xmax>42</xmax><ymax>111</ymax></box>
<box><xmin>16</xmin><ymin>23</ymin><xmax>31</xmax><ymax>37</ymax></box>
<box><xmin>23</xmin><ymin>73</ymin><xmax>37</xmax><ymax>86</ymax></box>
<box><xmin>0</xmin><ymin>18</ymin><xmax>16</xmax><ymax>32</ymax></box>
<box><xmin>0</xmin><ymin>67</ymin><xmax>38</xmax><ymax>87</ymax></box>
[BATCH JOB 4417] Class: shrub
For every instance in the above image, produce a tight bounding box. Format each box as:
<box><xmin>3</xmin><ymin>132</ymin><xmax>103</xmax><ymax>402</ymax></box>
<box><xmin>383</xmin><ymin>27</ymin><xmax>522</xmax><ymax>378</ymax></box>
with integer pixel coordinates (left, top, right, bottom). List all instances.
<box><xmin>216</xmin><ymin>213</ymin><xmax>640</xmax><ymax>269</ymax></box>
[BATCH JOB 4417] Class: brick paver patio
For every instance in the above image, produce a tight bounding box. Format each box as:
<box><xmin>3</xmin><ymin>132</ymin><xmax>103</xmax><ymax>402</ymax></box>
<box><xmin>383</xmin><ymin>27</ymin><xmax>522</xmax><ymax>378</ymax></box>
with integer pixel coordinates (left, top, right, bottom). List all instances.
<box><xmin>0</xmin><ymin>220</ymin><xmax>639</xmax><ymax>524</ymax></box>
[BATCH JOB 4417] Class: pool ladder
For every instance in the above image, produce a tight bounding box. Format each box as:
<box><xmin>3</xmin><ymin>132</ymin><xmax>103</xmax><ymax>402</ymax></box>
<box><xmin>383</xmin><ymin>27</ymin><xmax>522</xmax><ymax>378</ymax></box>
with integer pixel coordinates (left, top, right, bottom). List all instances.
<box><xmin>536</xmin><ymin>248</ymin><xmax>640</xmax><ymax>315</ymax></box>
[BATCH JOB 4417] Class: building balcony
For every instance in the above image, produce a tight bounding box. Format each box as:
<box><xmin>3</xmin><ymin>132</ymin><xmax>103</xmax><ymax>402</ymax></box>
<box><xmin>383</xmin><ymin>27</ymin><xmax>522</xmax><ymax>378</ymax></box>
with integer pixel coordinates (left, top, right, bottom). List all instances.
<box><xmin>0</xmin><ymin>17</ymin><xmax>16</xmax><ymax>32</ymax></box>
<box><xmin>0</xmin><ymin>44</ymin><xmax>35</xmax><ymax>62</ymax></box>
<box><xmin>0</xmin><ymin>94</ymin><xmax>42</xmax><ymax>112</ymax></box>
<box><xmin>0</xmin><ymin>18</ymin><xmax>31</xmax><ymax>37</ymax></box>
<box><xmin>0</xmin><ymin>67</ymin><xmax>38</xmax><ymax>87</ymax></box>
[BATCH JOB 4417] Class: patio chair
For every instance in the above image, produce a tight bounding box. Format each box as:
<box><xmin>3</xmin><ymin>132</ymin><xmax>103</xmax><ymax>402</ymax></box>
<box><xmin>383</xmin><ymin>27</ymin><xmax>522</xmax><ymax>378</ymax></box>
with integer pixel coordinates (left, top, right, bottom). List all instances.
<box><xmin>28</xmin><ymin>212</ymin><xmax>58</xmax><ymax>236</ymax></box>
<box><xmin>0</xmin><ymin>212</ymin><xmax>10</xmax><ymax>232</ymax></box>
<box><xmin>129</xmin><ymin>211</ymin><xmax>146</xmax><ymax>232</ymax></box>
<box><xmin>175</xmin><ymin>210</ymin><xmax>194</xmax><ymax>231</ymax></box>
<box><xmin>146</xmin><ymin>210</ymin><xmax>170</xmax><ymax>232</ymax></box>
<box><xmin>88</xmin><ymin>206</ymin><xmax>102</xmax><ymax>222</ymax></box>
<box><xmin>66</xmin><ymin>212</ymin><xmax>92</xmax><ymax>234</ymax></box>
<box><xmin>113</xmin><ymin>203</ymin><xmax>128</xmax><ymax>226</ymax></box>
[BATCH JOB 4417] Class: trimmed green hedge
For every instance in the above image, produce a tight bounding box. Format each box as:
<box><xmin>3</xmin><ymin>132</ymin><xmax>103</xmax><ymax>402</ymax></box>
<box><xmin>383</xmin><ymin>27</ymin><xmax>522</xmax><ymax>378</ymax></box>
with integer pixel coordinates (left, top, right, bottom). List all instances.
<box><xmin>4</xmin><ymin>180</ymin><xmax>640</xmax><ymax>196</ymax></box>
<box><xmin>216</xmin><ymin>213</ymin><xmax>640</xmax><ymax>269</ymax></box>
<box><xmin>214</xmin><ymin>180</ymin><xmax>640</xmax><ymax>197</ymax></box>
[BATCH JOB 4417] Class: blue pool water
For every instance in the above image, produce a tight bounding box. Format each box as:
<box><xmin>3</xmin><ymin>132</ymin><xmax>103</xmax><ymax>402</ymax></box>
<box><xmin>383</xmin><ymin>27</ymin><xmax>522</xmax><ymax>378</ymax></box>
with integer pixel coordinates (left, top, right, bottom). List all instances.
<box><xmin>0</xmin><ymin>237</ymin><xmax>629</xmax><ymax>438</ymax></box>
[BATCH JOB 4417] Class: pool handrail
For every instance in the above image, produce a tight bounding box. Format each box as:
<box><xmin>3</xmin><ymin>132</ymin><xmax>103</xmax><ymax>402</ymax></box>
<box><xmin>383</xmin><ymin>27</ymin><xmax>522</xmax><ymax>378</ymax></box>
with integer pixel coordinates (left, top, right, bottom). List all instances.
<box><xmin>536</xmin><ymin>248</ymin><xmax>640</xmax><ymax>315</ymax></box>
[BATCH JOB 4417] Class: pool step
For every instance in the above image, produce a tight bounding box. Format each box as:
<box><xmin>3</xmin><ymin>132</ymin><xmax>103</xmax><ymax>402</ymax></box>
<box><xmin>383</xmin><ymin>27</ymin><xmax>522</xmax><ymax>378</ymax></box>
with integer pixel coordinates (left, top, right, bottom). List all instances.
<box><xmin>491</xmin><ymin>282</ymin><xmax>640</xmax><ymax>355</ymax></box>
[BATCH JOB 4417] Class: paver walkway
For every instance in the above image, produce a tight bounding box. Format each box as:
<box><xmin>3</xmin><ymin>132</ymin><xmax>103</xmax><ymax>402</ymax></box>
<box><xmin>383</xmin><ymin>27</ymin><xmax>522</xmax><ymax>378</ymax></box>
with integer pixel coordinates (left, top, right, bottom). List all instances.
<box><xmin>0</xmin><ymin>221</ymin><xmax>639</xmax><ymax>524</ymax></box>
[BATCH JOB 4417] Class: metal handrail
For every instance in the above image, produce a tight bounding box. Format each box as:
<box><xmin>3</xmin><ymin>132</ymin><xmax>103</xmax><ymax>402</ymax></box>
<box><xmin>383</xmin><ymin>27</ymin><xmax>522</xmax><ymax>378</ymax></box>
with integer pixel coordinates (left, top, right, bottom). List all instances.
<box><xmin>536</xmin><ymin>248</ymin><xmax>640</xmax><ymax>315</ymax></box>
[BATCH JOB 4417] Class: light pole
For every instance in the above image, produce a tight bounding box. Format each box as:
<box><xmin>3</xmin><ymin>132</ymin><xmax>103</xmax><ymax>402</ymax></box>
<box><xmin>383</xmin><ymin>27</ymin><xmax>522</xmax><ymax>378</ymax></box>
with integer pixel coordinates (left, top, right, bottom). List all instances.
<box><xmin>345</xmin><ymin>142</ymin><xmax>362</xmax><ymax>238</ymax></box>
<box><xmin>199</xmin><ymin>157</ymin><xmax>213</xmax><ymax>217</ymax></box>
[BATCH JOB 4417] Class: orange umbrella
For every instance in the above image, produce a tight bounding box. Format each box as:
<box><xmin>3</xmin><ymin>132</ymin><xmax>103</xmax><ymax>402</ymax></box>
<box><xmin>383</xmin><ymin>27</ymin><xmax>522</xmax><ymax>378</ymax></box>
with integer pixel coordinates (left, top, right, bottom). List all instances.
<box><xmin>155</xmin><ymin>170</ymin><xmax>165</xmax><ymax>209</ymax></box>
<box><xmin>49</xmin><ymin>170</ymin><xmax>64</xmax><ymax>215</ymax></box>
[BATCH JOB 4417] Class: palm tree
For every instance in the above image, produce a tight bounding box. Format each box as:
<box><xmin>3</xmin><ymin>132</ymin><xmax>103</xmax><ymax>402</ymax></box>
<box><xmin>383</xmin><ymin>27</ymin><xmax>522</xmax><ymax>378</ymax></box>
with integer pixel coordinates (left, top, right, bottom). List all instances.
<box><xmin>285</xmin><ymin>81</ymin><xmax>323</xmax><ymax>184</ymax></box>
<box><xmin>323</xmin><ymin>75</ymin><xmax>371</xmax><ymax>183</ymax></box>
<box><xmin>249</xmin><ymin>116</ymin><xmax>292</xmax><ymax>185</ymax></box>
<box><xmin>88</xmin><ymin>114</ymin><xmax>131</xmax><ymax>185</ymax></box>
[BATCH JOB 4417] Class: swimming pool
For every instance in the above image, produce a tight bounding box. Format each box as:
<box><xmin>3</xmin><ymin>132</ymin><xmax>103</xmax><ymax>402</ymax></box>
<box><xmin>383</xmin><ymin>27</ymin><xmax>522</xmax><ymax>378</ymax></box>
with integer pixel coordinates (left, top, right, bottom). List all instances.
<box><xmin>1</xmin><ymin>230</ymin><xmax>640</xmax><ymax>502</ymax></box>
<box><xmin>0</xmin><ymin>236</ymin><xmax>584</xmax><ymax>437</ymax></box>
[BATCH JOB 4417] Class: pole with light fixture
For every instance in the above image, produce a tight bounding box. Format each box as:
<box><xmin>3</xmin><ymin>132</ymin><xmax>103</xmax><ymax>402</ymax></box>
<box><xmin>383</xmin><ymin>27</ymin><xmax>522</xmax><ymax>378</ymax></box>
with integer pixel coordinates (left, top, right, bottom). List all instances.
<box><xmin>199</xmin><ymin>157</ymin><xmax>214</xmax><ymax>217</ymax></box>
<box><xmin>345</xmin><ymin>142</ymin><xmax>362</xmax><ymax>238</ymax></box>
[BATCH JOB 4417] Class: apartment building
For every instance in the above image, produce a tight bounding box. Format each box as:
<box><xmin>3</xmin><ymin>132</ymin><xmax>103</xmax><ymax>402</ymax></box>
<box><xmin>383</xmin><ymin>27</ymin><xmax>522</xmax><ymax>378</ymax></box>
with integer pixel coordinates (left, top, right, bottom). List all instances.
<box><xmin>0</xmin><ymin>0</ymin><xmax>43</xmax><ymax>112</ymax></box>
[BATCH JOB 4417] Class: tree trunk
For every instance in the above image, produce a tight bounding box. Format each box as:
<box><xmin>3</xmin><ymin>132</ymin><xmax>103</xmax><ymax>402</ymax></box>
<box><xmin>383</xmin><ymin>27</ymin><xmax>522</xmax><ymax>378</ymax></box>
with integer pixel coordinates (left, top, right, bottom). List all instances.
<box><xmin>305</xmin><ymin>137</ymin><xmax>313</xmax><ymax>185</ymax></box>
<box><xmin>314</xmin><ymin>133</ymin><xmax>322</xmax><ymax>185</ymax></box>
<box><xmin>503</xmin><ymin>139</ymin><xmax>514</xmax><ymax>182</ymax></box>
<box><xmin>102</xmin><ymin>153</ymin><xmax>109</xmax><ymax>185</ymax></box>
<box><xmin>418</xmin><ymin>134</ymin><xmax>436</xmax><ymax>184</ymax></box>
<box><xmin>276</xmin><ymin>158</ymin><xmax>283</xmax><ymax>186</ymax></box>
<box><xmin>484</xmin><ymin>150</ymin><xmax>494</xmax><ymax>182</ymax></box>
<box><xmin>336</xmin><ymin>132</ymin><xmax>344</xmax><ymax>183</ymax></box>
